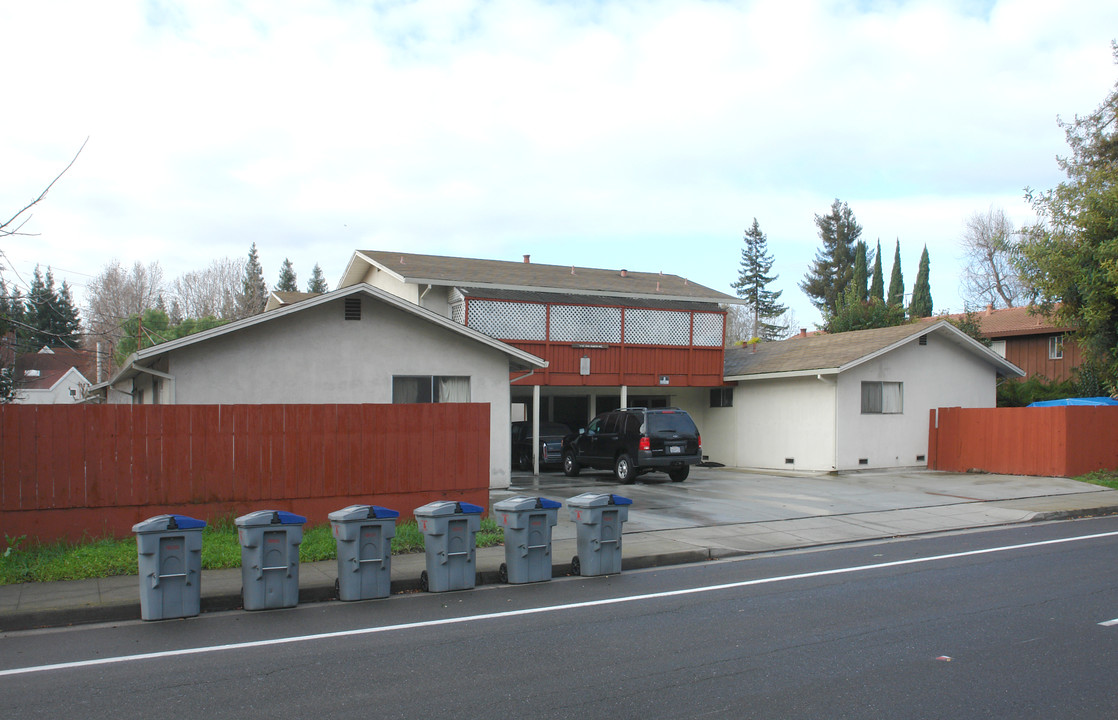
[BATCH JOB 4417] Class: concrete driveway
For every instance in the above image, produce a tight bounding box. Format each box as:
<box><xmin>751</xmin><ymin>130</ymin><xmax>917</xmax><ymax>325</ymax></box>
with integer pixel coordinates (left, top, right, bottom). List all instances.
<box><xmin>500</xmin><ymin>465</ymin><xmax>1117</xmax><ymax>540</ymax></box>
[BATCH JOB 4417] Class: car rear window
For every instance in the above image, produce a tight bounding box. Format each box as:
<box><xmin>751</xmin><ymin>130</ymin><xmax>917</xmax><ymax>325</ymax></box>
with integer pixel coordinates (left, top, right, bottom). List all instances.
<box><xmin>647</xmin><ymin>411</ymin><xmax>698</xmax><ymax>435</ymax></box>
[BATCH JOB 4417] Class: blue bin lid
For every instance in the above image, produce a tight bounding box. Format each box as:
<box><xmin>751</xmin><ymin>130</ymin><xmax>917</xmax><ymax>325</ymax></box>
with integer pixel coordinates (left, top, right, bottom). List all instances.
<box><xmin>132</xmin><ymin>514</ymin><xmax>207</xmax><ymax>533</ymax></box>
<box><xmin>610</xmin><ymin>494</ymin><xmax>633</xmax><ymax>506</ymax></box>
<box><xmin>235</xmin><ymin>510</ymin><xmax>307</xmax><ymax>527</ymax></box>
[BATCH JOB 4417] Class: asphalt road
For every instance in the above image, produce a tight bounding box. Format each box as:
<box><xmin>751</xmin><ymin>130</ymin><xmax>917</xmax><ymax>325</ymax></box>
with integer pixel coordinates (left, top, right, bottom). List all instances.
<box><xmin>3</xmin><ymin>517</ymin><xmax>1118</xmax><ymax>719</ymax></box>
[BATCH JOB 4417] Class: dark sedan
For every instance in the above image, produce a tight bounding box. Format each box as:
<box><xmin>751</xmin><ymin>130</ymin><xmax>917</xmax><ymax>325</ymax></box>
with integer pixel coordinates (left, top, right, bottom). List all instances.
<box><xmin>511</xmin><ymin>421</ymin><xmax>572</xmax><ymax>470</ymax></box>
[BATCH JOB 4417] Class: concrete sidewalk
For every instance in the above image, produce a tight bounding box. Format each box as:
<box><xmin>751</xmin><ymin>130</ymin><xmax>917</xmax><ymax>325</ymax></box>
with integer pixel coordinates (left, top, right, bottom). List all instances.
<box><xmin>3</xmin><ymin>468</ymin><xmax>1117</xmax><ymax>632</ymax></box>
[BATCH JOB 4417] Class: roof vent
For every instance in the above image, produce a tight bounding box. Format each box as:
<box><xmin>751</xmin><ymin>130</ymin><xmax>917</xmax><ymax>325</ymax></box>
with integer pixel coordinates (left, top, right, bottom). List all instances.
<box><xmin>919</xmin><ymin>334</ymin><xmax>928</xmax><ymax>346</ymax></box>
<box><xmin>523</xmin><ymin>255</ymin><xmax>530</xmax><ymax>264</ymax></box>
<box><xmin>620</xmin><ymin>269</ymin><xmax>628</xmax><ymax>278</ymax></box>
<box><xmin>344</xmin><ymin>297</ymin><xmax>361</xmax><ymax>321</ymax></box>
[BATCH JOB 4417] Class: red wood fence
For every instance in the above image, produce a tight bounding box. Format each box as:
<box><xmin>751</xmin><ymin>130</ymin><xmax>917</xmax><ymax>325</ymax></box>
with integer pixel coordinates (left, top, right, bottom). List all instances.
<box><xmin>1</xmin><ymin>404</ymin><xmax>490</xmax><ymax>543</ymax></box>
<box><xmin>928</xmin><ymin>406</ymin><xmax>1118</xmax><ymax>477</ymax></box>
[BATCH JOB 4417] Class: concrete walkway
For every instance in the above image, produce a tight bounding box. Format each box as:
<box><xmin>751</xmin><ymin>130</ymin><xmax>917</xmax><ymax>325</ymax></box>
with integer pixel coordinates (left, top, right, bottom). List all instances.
<box><xmin>3</xmin><ymin>468</ymin><xmax>1117</xmax><ymax>632</ymax></box>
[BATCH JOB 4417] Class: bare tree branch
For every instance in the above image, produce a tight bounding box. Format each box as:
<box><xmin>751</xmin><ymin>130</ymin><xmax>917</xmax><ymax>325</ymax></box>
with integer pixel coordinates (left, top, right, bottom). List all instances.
<box><xmin>0</xmin><ymin>137</ymin><xmax>89</xmax><ymax>238</ymax></box>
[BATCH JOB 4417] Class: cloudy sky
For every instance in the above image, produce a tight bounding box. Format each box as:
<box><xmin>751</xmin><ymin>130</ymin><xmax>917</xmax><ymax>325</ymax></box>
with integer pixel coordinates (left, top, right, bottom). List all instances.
<box><xmin>2</xmin><ymin>0</ymin><xmax>1116</xmax><ymax>332</ymax></box>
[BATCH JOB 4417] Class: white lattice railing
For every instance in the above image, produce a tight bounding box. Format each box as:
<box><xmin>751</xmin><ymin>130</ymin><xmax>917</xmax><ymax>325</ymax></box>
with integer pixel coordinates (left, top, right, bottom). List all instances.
<box><xmin>463</xmin><ymin>298</ymin><xmax>723</xmax><ymax>346</ymax></box>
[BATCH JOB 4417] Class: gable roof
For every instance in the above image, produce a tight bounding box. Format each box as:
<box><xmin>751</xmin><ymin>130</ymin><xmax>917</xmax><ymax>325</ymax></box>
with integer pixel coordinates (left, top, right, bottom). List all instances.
<box><xmin>14</xmin><ymin>346</ymin><xmax>94</xmax><ymax>389</ymax></box>
<box><xmin>936</xmin><ymin>305</ymin><xmax>1073</xmax><ymax>338</ymax></box>
<box><xmin>98</xmin><ymin>283</ymin><xmax>548</xmax><ymax>389</ymax></box>
<box><xmin>264</xmin><ymin>290</ymin><xmax>322</xmax><ymax>312</ymax></box>
<box><xmin>340</xmin><ymin>250</ymin><xmax>742</xmax><ymax>305</ymax></box>
<box><xmin>724</xmin><ymin>321</ymin><xmax>1023</xmax><ymax>380</ymax></box>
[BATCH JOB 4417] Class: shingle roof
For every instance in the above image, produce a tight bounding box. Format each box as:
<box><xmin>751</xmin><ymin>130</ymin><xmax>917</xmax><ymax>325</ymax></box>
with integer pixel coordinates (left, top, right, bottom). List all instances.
<box><xmin>14</xmin><ymin>347</ymin><xmax>94</xmax><ymax>389</ymax></box>
<box><xmin>937</xmin><ymin>305</ymin><xmax>1072</xmax><ymax>338</ymax></box>
<box><xmin>352</xmin><ymin>250</ymin><xmax>740</xmax><ymax>304</ymax></box>
<box><xmin>724</xmin><ymin>321</ymin><xmax>1022</xmax><ymax>378</ymax></box>
<box><xmin>265</xmin><ymin>291</ymin><xmax>321</xmax><ymax>312</ymax></box>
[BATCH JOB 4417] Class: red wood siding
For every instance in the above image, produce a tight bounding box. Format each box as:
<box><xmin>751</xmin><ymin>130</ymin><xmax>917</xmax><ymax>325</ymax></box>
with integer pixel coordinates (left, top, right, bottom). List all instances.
<box><xmin>0</xmin><ymin>404</ymin><xmax>489</xmax><ymax>543</ymax></box>
<box><xmin>1003</xmin><ymin>333</ymin><xmax>1082</xmax><ymax>382</ymax></box>
<box><xmin>507</xmin><ymin>342</ymin><xmax>725</xmax><ymax>387</ymax></box>
<box><xmin>928</xmin><ymin>406</ymin><xmax>1118</xmax><ymax>477</ymax></box>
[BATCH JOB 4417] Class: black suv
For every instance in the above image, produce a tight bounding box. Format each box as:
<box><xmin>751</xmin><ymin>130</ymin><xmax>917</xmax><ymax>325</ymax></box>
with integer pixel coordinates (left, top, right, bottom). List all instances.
<box><xmin>561</xmin><ymin>407</ymin><xmax>701</xmax><ymax>483</ymax></box>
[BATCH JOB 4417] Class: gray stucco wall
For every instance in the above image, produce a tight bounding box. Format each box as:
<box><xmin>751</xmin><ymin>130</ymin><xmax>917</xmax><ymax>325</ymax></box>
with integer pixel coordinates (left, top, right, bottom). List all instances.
<box><xmin>114</xmin><ymin>296</ymin><xmax>514</xmax><ymax>488</ymax></box>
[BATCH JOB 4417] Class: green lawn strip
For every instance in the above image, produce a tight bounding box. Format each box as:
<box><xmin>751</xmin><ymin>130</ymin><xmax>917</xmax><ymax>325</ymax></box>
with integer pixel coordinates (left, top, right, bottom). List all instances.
<box><xmin>0</xmin><ymin>519</ymin><xmax>504</xmax><ymax>585</ymax></box>
<box><xmin>1075</xmin><ymin>470</ymin><xmax>1118</xmax><ymax>491</ymax></box>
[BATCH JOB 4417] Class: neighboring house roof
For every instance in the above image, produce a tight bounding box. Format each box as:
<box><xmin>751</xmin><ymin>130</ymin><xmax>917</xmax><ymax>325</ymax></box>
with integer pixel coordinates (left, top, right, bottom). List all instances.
<box><xmin>340</xmin><ymin>250</ymin><xmax>744</xmax><ymax>305</ymax></box>
<box><xmin>13</xmin><ymin>346</ymin><xmax>94</xmax><ymax>390</ymax></box>
<box><xmin>938</xmin><ymin>305</ymin><xmax>1073</xmax><ymax>339</ymax></box>
<box><xmin>96</xmin><ymin>283</ymin><xmax>548</xmax><ymax>390</ymax></box>
<box><xmin>724</xmin><ymin>321</ymin><xmax>1023</xmax><ymax>381</ymax></box>
<box><xmin>264</xmin><ymin>290</ymin><xmax>322</xmax><ymax>312</ymax></box>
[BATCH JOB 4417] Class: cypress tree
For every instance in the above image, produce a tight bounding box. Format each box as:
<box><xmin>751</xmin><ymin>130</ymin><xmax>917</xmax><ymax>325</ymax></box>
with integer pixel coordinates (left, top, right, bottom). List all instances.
<box><xmin>887</xmin><ymin>239</ymin><xmax>905</xmax><ymax>307</ymax></box>
<box><xmin>909</xmin><ymin>246</ymin><xmax>933</xmax><ymax>318</ymax></box>
<box><xmin>869</xmin><ymin>239</ymin><xmax>885</xmax><ymax>304</ymax></box>
<box><xmin>851</xmin><ymin>241</ymin><xmax>869</xmax><ymax>303</ymax></box>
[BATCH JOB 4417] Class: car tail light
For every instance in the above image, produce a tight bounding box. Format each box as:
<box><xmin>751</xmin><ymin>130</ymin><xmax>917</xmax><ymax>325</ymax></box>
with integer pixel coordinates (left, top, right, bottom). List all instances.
<box><xmin>697</xmin><ymin>433</ymin><xmax>702</xmax><ymax>450</ymax></box>
<box><xmin>639</xmin><ymin>436</ymin><xmax>650</xmax><ymax>452</ymax></box>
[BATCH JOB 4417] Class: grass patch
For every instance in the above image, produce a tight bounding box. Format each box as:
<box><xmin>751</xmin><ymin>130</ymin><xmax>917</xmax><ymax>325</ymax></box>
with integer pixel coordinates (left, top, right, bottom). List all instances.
<box><xmin>0</xmin><ymin>519</ymin><xmax>504</xmax><ymax>585</ymax></box>
<box><xmin>1075</xmin><ymin>469</ymin><xmax>1118</xmax><ymax>491</ymax></box>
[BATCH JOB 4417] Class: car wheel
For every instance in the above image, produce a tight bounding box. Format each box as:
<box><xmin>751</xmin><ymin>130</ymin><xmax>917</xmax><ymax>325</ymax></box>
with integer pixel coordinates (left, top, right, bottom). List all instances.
<box><xmin>563</xmin><ymin>451</ymin><xmax>581</xmax><ymax>477</ymax></box>
<box><xmin>669</xmin><ymin>466</ymin><xmax>689</xmax><ymax>482</ymax></box>
<box><xmin>615</xmin><ymin>453</ymin><xmax>636</xmax><ymax>484</ymax></box>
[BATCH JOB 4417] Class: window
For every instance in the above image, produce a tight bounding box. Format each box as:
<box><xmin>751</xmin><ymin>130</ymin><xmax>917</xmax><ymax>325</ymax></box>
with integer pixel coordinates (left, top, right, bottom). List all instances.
<box><xmin>990</xmin><ymin>340</ymin><xmax>1006</xmax><ymax>358</ymax></box>
<box><xmin>710</xmin><ymin>387</ymin><xmax>734</xmax><ymax>408</ymax></box>
<box><xmin>391</xmin><ymin>376</ymin><xmax>470</xmax><ymax>403</ymax></box>
<box><xmin>861</xmin><ymin>381</ymin><xmax>903</xmax><ymax>414</ymax></box>
<box><xmin>1049</xmin><ymin>335</ymin><xmax>1064</xmax><ymax>360</ymax></box>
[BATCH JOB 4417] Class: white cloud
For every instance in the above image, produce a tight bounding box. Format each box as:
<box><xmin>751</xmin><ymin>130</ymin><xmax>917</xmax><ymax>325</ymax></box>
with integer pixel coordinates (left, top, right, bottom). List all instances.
<box><xmin>1</xmin><ymin>0</ymin><xmax>1115</xmax><ymax>331</ymax></box>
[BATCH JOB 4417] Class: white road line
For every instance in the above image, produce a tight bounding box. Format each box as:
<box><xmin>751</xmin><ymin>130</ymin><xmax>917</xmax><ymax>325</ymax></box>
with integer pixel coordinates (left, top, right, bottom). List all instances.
<box><xmin>4</xmin><ymin>528</ymin><xmax>1118</xmax><ymax>678</ymax></box>
<box><xmin>1099</xmin><ymin>619</ymin><xmax>1118</xmax><ymax>627</ymax></box>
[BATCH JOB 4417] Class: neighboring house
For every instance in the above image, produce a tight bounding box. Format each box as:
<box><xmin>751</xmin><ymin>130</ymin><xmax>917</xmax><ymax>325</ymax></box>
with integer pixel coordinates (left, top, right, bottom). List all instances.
<box><xmin>948</xmin><ymin>305</ymin><xmax>1080</xmax><ymax>382</ymax></box>
<box><xmin>338</xmin><ymin>251</ymin><xmax>744</xmax><ymax>467</ymax></box>
<box><xmin>93</xmin><ymin>284</ymin><xmax>547</xmax><ymax>488</ymax></box>
<box><xmin>264</xmin><ymin>290</ymin><xmax>322</xmax><ymax>312</ymax></box>
<box><xmin>10</xmin><ymin>346</ymin><xmax>93</xmax><ymax>404</ymax></box>
<box><xmin>708</xmin><ymin>321</ymin><xmax>1023</xmax><ymax>472</ymax></box>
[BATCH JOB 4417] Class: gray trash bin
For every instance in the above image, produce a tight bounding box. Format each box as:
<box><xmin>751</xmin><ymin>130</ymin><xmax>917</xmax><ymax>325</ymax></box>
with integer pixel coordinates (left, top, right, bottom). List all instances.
<box><xmin>235</xmin><ymin>510</ymin><xmax>306</xmax><ymax>610</ymax></box>
<box><xmin>329</xmin><ymin>504</ymin><xmax>399</xmax><ymax>601</ymax></box>
<box><xmin>493</xmin><ymin>496</ymin><xmax>561</xmax><ymax>584</ymax></box>
<box><xmin>132</xmin><ymin>514</ymin><xmax>206</xmax><ymax>621</ymax></box>
<box><xmin>414</xmin><ymin>501</ymin><xmax>484</xmax><ymax>592</ymax></box>
<box><xmin>567</xmin><ymin>493</ymin><xmax>632</xmax><ymax>576</ymax></box>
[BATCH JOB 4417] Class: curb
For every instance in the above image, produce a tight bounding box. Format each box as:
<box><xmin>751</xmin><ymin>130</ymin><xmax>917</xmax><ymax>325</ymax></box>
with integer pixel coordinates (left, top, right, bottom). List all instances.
<box><xmin>0</xmin><ymin>548</ymin><xmax>715</xmax><ymax>633</ymax></box>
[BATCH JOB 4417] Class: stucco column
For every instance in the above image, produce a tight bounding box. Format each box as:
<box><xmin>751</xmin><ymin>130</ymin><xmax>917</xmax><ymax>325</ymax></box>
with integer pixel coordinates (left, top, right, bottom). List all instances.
<box><xmin>621</xmin><ymin>385</ymin><xmax>628</xmax><ymax>409</ymax></box>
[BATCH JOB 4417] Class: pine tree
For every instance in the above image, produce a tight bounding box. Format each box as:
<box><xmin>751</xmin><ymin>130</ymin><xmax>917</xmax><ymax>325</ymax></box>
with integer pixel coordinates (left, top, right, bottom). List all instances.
<box><xmin>277</xmin><ymin>258</ymin><xmax>298</xmax><ymax>292</ymax></box>
<box><xmin>307</xmin><ymin>263</ymin><xmax>329</xmax><ymax>294</ymax></box>
<box><xmin>887</xmin><ymin>240</ymin><xmax>905</xmax><ymax>307</ymax></box>
<box><xmin>909</xmin><ymin>246</ymin><xmax>933</xmax><ymax>318</ymax></box>
<box><xmin>52</xmin><ymin>280</ymin><xmax>82</xmax><ymax>347</ymax></box>
<box><xmin>237</xmin><ymin>243</ymin><xmax>268</xmax><ymax>318</ymax></box>
<box><xmin>800</xmin><ymin>199</ymin><xmax>863</xmax><ymax>316</ymax></box>
<box><xmin>731</xmin><ymin>218</ymin><xmax>788</xmax><ymax>341</ymax></box>
<box><xmin>869</xmin><ymin>239</ymin><xmax>885</xmax><ymax>304</ymax></box>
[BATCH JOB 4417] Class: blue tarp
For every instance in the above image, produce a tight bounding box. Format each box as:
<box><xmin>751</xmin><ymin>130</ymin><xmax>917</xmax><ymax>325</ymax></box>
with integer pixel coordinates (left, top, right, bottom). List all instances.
<box><xmin>1027</xmin><ymin>397</ymin><xmax>1118</xmax><ymax>407</ymax></box>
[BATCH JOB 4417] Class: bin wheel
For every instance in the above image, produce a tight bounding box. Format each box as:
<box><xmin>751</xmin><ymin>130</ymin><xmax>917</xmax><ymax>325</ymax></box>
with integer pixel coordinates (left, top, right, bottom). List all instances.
<box><xmin>571</xmin><ymin>556</ymin><xmax>581</xmax><ymax>576</ymax></box>
<box><xmin>334</xmin><ymin>578</ymin><xmax>340</xmax><ymax>599</ymax></box>
<box><xmin>420</xmin><ymin>570</ymin><xmax>429</xmax><ymax>592</ymax></box>
<box><xmin>498</xmin><ymin>563</ymin><xmax>508</xmax><ymax>584</ymax></box>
